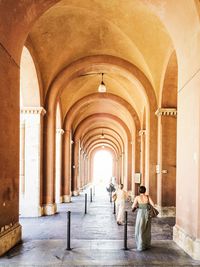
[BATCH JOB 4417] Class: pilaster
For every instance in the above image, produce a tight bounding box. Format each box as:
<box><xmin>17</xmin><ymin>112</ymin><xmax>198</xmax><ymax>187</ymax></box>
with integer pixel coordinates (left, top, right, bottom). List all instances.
<box><xmin>155</xmin><ymin>108</ymin><xmax>177</xmax><ymax>217</ymax></box>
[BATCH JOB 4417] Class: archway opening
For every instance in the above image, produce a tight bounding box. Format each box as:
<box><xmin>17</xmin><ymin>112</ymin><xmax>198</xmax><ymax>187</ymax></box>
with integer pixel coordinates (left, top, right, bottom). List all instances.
<box><xmin>92</xmin><ymin>149</ymin><xmax>114</xmax><ymax>195</ymax></box>
<box><xmin>19</xmin><ymin>46</ymin><xmax>42</xmax><ymax>217</ymax></box>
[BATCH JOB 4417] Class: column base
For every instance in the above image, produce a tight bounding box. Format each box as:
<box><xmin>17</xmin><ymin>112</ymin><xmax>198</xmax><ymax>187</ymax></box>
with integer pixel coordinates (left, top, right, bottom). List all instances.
<box><xmin>42</xmin><ymin>203</ymin><xmax>57</xmax><ymax>215</ymax></box>
<box><xmin>173</xmin><ymin>225</ymin><xmax>200</xmax><ymax>260</ymax></box>
<box><xmin>19</xmin><ymin>205</ymin><xmax>43</xmax><ymax>217</ymax></box>
<box><xmin>0</xmin><ymin>222</ymin><xmax>21</xmax><ymax>256</ymax></box>
<box><xmin>72</xmin><ymin>190</ymin><xmax>79</xmax><ymax>196</ymax></box>
<box><xmin>157</xmin><ymin>205</ymin><xmax>176</xmax><ymax>217</ymax></box>
<box><xmin>62</xmin><ymin>195</ymin><xmax>71</xmax><ymax>203</ymax></box>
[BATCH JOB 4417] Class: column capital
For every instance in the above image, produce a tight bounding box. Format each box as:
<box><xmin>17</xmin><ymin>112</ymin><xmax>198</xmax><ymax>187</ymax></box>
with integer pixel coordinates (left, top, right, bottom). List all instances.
<box><xmin>20</xmin><ymin>107</ymin><xmax>46</xmax><ymax>116</ymax></box>
<box><xmin>139</xmin><ymin>129</ymin><xmax>146</xmax><ymax>136</ymax></box>
<box><xmin>56</xmin><ymin>128</ymin><xmax>64</xmax><ymax>135</ymax></box>
<box><xmin>155</xmin><ymin>108</ymin><xmax>177</xmax><ymax>117</ymax></box>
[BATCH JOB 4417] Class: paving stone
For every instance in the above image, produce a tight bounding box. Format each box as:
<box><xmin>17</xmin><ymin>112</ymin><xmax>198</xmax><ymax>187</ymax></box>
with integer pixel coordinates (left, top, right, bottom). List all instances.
<box><xmin>0</xmin><ymin>190</ymin><xmax>200</xmax><ymax>267</ymax></box>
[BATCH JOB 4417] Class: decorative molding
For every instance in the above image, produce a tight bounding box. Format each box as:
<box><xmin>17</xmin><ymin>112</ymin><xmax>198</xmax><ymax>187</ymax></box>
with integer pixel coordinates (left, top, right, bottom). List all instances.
<box><xmin>0</xmin><ymin>222</ymin><xmax>21</xmax><ymax>256</ymax></box>
<box><xmin>21</xmin><ymin>107</ymin><xmax>46</xmax><ymax>116</ymax></box>
<box><xmin>139</xmin><ymin>129</ymin><xmax>146</xmax><ymax>136</ymax></box>
<box><xmin>42</xmin><ymin>203</ymin><xmax>57</xmax><ymax>215</ymax></box>
<box><xmin>155</xmin><ymin>108</ymin><xmax>177</xmax><ymax>117</ymax></box>
<box><xmin>56</xmin><ymin>128</ymin><xmax>64</xmax><ymax>135</ymax></box>
<box><xmin>173</xmin><ymin>225</ymin><xmax>200</xmax><ymax>260</ymax></box>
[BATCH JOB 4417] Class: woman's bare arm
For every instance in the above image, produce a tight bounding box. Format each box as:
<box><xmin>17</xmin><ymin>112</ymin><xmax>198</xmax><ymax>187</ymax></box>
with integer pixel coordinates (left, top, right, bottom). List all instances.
<box><xmin>132</xmin><ymin>196</ymin><xmax>138</xmax><ymax>209</ymax></box>
<box><xmin>148</xmin><ymin>196</ymin><xmax>155</xmax><ymax>206</ymax></box>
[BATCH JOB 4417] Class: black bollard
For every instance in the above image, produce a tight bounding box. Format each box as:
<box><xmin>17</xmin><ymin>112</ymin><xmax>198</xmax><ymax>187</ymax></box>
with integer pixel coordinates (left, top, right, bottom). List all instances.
<box><xmin>85</xmin><ymin>193</ymin><xmax>87</xmax><ymax>214</ymax></box>
<box><xmin>66</xmin><ymin>211</ymin><xmax>71</xmax><ymax>250</ymax></box>
<box><xmin>110</xmin><ymin>192</ymin><xmax>112</xmax><ymax>203</ymax></box>
<box><xmin>113</xmin><ymin>201</ymin><xmax>116</xmax><ymax>214</ymax></box>
<box><xmin>90</xmin><ymin>188</ymin><xmax>92</xmax><ymax>202</ymax></box>
<box><xmin>124</xmin><ymin>211</ymin><xmax>128</xmax><ymax>250</ymax></box>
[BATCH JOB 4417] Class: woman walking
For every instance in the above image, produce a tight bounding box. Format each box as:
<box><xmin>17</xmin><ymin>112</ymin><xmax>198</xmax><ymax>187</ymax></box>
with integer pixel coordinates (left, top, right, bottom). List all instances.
<box><xmin>132</xmin><ymin>185</ymin><xmax>155</xmax><ymax>251</ymax></box>
<box><xmin>114</xmin><ymin>184</ymin><xmax>128</xmax><ymax>225</ymax></box>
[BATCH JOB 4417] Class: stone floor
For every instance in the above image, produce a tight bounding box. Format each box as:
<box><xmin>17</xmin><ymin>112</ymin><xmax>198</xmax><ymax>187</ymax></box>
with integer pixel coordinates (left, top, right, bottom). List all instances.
<box><xmin>0</xmin><ymin>188</ymin><xmax>200</xmax><ymax>267</ymax></box>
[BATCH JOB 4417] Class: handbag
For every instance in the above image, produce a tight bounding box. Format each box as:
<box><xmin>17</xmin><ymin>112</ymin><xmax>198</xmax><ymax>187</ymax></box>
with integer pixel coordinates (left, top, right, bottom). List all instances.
<box><xmin>147</xmin><ymin>196</ymin><xmax>159</xmax><ymax>218</ymax></box>
<box><xmin>147</xmin><ymin>204</ymin><xmax>159</xmax><ymax>218</ymax></box>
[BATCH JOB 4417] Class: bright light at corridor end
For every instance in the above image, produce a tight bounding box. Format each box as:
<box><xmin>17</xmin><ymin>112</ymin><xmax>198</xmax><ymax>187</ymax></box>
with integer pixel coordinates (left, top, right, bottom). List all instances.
<box><xmin>93</xmin><ymin>150</ymin><xmax>113</xmax><ymax>188</ymax></box>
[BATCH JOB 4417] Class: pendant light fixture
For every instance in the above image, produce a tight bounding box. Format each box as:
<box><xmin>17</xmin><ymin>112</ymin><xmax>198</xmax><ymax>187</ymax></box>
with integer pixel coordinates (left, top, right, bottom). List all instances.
<box><xmin>98</xmin><ymin>73</ymin><xmax>106</xmax><ymax>93</ymax></box>
<box><xmin>100</xmin><ymin>130</ymin><xmax>105</xmax><ymax>139</ymax></box>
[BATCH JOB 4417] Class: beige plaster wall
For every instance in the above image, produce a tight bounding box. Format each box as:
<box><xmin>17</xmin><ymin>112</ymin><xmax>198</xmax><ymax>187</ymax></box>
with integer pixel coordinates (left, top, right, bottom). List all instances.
<box><xmin>176</xmin><ymin>72</ymin><xmax>200</xmax><ymax>238</ymax></box>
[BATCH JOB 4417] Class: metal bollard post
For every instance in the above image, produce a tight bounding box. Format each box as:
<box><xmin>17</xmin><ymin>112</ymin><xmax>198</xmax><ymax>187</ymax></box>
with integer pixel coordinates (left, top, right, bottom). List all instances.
<box><xmin>90</xmin><ymin>188</ymin><xmax>92</xmax><ymax>202</ymax></box>
<box><xmin>113</xmin><ymin>201</ymin><xmax>116</xmax><ymax>214</ymax></box>
<box><xmin>66</xmin><ymin>211</ymin><xmax>71</xmax><ymax>250</ymax></box>
<box><xmin>124</xmin><ymin>211</ymin><xmax>128</xmax><ymax>250</ymax></box>
<box><xmin>85</xmin><ymin>193</ymin><xmax>87</xmax><ymax>214</ymax></box>
<box><xmin>110</xmin><ymin>192</ymin><xmax>112</xmax><ymax>203</ymax></box>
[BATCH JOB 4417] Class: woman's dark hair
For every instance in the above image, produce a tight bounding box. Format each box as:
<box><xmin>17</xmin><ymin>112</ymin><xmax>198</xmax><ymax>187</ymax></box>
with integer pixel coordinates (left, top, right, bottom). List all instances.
<box><xmin>139</xmin><ymin>186</ymin><xmax>146</xmax><ymax>194</ymax></box>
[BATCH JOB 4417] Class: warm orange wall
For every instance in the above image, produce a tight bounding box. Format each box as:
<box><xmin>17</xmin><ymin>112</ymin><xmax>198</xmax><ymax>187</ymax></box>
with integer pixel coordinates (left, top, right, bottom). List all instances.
<box><xmin>0</xmin><ymin>48</ymin><xmax>19</xmax><ymax>228</ymax></box>
<box><xmin>161</xmin><ymin>116</ymin><xmax>176</xmax><ymax>206</ymax></box>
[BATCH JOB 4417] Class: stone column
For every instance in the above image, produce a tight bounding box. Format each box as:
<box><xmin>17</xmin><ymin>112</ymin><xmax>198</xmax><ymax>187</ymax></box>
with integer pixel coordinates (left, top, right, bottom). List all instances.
<box><xmin>20</xmin><ymin>107</ymin><xmax>46</xmax><ymax>217</ymax></box>
<box><xmin>55</xmin><ymin>128</ymin><xmax>64</xmax><ymax>203</ymax></box>
<box><xmin>127</xmin><ymin>141</ymin><xmax>133</xmax><ymax>192</ymax></box>
<box><xmin>19</xmin><ymin>121</ymin><xmax>25</xmax><ymax>197</ymax></box>
<box><xmin>72</xmin><ymin>140</ymin><xmax>80</xmax><ymax>195</ymax></box>
<box><xmin>81</xmin><ymin>150</ymin><xmax>85</xmax><ymax>188</ymax></box>
<box><xmin>139</xmin><ymin>130</ymin><xmax>146</xmax><ymax>185</ymax></box>
<box><xmin>85</xmin><ymin>154</ymin><xmax>89</xmax><ymax>185</ymax></box>
<box><xmin>0</xmin><ymin>45</ymin><xmax>21</xmax><ymax>256</ymax></box>
<box><xmin>156</xmin><ymin>108</ymin><xmax>177</xmax><ymax>217</ymax></box>
<box><xmin>62</xmin><ymin>130</ymin><xmax>71</xmax><ymax>203</ymax></box>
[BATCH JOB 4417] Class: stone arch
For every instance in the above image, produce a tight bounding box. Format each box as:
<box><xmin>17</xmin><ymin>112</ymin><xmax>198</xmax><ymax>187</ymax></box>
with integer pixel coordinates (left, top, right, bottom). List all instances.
<box><xmin>89</xmin><ymin>145</ymin><xmax>118</xmax><ymax>186</ymax></box>
<box><xmin>19</xmin><ymin>46</ymin><xmax>45</xmax><ymax>217</ymax></box>
<box><xmin>55</xmin><ymin>101</ymin><xmax>64</xmax><ymax>204</ymax></box>
<box><xmin>61</xmin><ymin>92</ymin><xmax>141</xmax><ymax>201</ymax></box>
<box><xmin>70</xmin><ymin>113</ymin><xmax>132</xmax><ymax>194</ymax></box>
<box><xmin>83</xmin><ymin>133</ymin><xmax>122</xmax><ymax>155</ymax></box>
<box><xmin>43</xmin><ymin>55</ymin><xmax>157</xmax><ymax>209</ymax></box>
<box><xmin>20</xmin><ymin>46</ymin><xmax>41</xmax><ymax>107</ymax></box>
<box><xmin>81</xmin><ymin>127</ymin><xmax>125</xmax><ymax>152</ymax></box>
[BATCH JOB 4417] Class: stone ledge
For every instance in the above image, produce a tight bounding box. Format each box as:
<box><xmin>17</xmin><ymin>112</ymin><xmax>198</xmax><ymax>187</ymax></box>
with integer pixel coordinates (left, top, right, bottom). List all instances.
<box><xmin>0</xmin><ymin>222</ymin><xmax>21</xmax><ymax>256</ymax></box>
<box><xmin>157</xmin><ymin>206</ymin><xmax>176</xmax><ymax>217</ymax></box>
<box><xmin>173</xmin><ymin>224</ymin><xmax>200</xmax><ymax>260</ymax></box>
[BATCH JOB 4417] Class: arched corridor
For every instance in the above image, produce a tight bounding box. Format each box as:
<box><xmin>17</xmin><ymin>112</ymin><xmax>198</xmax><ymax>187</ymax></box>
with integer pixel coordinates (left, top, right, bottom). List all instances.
<box><xmin>0</xmin><ymin>1</ymin><xmax>200</xmax><ymax>265</ymax></box>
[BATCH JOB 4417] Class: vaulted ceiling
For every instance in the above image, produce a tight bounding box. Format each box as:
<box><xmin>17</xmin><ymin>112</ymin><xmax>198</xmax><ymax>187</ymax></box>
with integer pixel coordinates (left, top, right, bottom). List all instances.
<box><xmin>25</xmin><ymin>0</ymin><xmax>175</xmax><ymax>125</ymax></box>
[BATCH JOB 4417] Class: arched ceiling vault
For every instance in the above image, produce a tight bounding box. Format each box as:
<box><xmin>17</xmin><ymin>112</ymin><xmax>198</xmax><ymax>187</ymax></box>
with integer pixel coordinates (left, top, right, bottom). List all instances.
<box><xmin>86</xmin><ymin>139</ymin><xmax>120</xmax><ymax>157</ymax></box>
<box><xmin>74</xmin><ymin>114</ymin><xmax>131</xmax><ymax>144</ymax></box>
<box><xmin>89</xmin><ymin>145</ymin><xmax>118</xmax><ymax>159</ymax></box>
<box><xmin>84</xmin><ymin>135</ymin><xmax>122</xmax><ymax>156</ymax></box>
<box><xmin>64</xmin><ymin>93</ymin><xmax>140</xmax><ymax>135</ymax></box>
<box><xmin>27</xmin><ymin>0</ymin><xmax>174</xmax><ymax>100</ymax></box>
<box><xmin>81</xmin><ymin>127</ymin><xmax>124</xmax><ymax>152</ymax></box>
